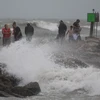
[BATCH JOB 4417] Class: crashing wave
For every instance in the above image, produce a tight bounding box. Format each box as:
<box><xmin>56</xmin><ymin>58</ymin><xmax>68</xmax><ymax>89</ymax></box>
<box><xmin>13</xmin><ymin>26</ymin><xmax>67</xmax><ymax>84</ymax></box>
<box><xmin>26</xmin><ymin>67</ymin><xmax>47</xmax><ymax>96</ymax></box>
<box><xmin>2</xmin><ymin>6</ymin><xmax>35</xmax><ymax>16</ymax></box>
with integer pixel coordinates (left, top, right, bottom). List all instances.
<box><xmin>30</xmin><ymin>20</ymin><xmax>70</xmax><ymax>31</ymax></box>
<box><xmin>30</xmin><ymin>20</ymin><xmax>58</xmax><ymax>31</ymax></box>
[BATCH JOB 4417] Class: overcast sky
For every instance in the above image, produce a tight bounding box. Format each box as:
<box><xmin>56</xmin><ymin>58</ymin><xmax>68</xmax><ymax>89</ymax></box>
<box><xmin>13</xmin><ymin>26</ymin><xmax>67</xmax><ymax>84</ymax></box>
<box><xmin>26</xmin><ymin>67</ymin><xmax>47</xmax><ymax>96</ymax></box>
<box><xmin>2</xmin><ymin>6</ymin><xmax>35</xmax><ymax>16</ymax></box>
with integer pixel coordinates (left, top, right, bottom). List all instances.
<box><xmin>0</xmin><ymin>0</ymin><xmax>100</xmax><ymax>19</ymax></box>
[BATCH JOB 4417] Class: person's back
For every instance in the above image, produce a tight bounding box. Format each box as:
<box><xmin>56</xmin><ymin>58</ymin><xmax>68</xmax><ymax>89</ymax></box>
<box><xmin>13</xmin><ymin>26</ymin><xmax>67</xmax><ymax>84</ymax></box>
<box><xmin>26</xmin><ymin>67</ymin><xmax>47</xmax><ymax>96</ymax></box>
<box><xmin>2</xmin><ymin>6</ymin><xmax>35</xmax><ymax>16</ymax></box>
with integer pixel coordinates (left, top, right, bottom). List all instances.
<box><xmin>59</xmin><ymin>22</ymin><xmax>67</xmax><ymax>34</ymax></box>
<box><xmin>25</xmin><ymin>23</ymin><xmax>34</xmax><ymax>41</ymax></box>
<box><xmin>25</xmin><ymin>24</ymin><xmax>34</xmax><ymax>36</ymax></box>
<box><xmin>57</xmin><ymin>20</ymin><xmax>67</xmax><ymax>43</ymax></box>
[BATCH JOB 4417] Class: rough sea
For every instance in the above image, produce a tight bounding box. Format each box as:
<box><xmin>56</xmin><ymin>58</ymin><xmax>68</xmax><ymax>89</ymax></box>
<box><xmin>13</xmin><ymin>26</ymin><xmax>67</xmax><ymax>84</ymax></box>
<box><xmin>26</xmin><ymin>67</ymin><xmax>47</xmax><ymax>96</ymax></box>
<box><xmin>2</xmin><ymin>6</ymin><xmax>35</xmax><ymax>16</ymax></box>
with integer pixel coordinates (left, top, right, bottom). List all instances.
<box><xmin>0</xmin><ymin>19</ymin><xmax>100</xmax><ymax>100</ymax></box>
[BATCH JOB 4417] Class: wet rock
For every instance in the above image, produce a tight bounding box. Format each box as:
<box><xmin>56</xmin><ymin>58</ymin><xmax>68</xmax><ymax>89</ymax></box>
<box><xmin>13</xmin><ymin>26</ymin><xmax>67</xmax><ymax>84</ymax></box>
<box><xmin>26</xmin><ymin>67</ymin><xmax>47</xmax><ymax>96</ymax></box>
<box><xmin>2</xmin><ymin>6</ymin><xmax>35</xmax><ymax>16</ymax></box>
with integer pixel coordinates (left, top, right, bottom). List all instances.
<box><xmin>0</xmin><ymin>91</ymin><xmax>12</xmax><ymax>97</ymax></box>
<box><xmin>11</xmin><ymin>87</ymin><xmax>33</xmax><ymax>97</ymax></box>
<box><xmin>66</xmin><ymin>58</ymin><xmax>88</xmax><ymax>68</ymax></box>
<box><xmin>24</xmin><ymin>82</ymin><xmax>41</xmax><ymax>95</ymax></box>
<box><xmin>55</xmin><ymin>57</ymin><xmax>88</xmax><ymax>68</ymax></box>
<box><xmin>55</xmin><ymin>56</ymin><xmax>89</xmax><ymax>68</ymax></box>
<box><xmin>6</xmin><ymin>75</ymin><xmax>21</xmax><ymax>87</ymax></box>
<box><xmin>0</xmin><ymin>63</ymin><xmax>41</xmax><ymax>98</ymax></box>
<box><xmin>85</xmin><ymin>37</ymin><xmax>100</xmax><ymax>43</ymax></box>
<box><xmin>11</xmin><ymin>82</ymin><xmax>41</xmax><ymax>97</ymax></box>
<box><xmin>77</xmin><ymin>38</ymin><xmax>100</xmax><ymax>57</ymax></box>
<box><xmin>0</xmin><ymin>63</ymin><xmax>6</xmax><ymax>74</ymax></box>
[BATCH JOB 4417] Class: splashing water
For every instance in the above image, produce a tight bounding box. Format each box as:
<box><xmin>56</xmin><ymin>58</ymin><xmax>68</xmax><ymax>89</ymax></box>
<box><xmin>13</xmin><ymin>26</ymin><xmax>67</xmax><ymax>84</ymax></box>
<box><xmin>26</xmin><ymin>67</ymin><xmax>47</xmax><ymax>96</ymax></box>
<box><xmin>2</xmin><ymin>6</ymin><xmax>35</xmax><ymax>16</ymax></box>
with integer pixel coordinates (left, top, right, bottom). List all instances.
<box><xmin>0</xmin><ymin>38</ymin><xmax>100</xmax><ymax>97</ymax></box>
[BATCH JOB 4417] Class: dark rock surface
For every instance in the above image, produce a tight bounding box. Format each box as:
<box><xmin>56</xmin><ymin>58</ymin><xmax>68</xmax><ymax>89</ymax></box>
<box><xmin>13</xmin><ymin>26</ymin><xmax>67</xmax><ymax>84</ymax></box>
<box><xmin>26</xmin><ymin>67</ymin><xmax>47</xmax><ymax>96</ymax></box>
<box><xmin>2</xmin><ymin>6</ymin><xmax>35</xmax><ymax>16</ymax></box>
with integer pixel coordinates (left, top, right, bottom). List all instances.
<box><xmin>0</xmin><ymin>64</ymin><xmax>41</xmax><ymax>98</ymax></box>
<box><xmin>11</xmin><ymin>82</ymin><xmax>41</xmax><ymax>97</ymax></box>
<box><xmin>66</xmin><ymin>58</ymin><xmax>88</xmax><ymax>68</ymax></box>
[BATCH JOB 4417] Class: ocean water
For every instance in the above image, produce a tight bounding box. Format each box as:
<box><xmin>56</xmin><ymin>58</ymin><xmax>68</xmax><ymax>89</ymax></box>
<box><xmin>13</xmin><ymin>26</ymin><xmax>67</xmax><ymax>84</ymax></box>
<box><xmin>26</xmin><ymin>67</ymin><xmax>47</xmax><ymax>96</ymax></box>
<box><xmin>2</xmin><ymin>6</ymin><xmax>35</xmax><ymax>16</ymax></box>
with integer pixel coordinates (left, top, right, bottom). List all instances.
<box><xmin>0</xmin><ymin>19</ymin><xmax>100</xmax><ymax>100</ymax></box>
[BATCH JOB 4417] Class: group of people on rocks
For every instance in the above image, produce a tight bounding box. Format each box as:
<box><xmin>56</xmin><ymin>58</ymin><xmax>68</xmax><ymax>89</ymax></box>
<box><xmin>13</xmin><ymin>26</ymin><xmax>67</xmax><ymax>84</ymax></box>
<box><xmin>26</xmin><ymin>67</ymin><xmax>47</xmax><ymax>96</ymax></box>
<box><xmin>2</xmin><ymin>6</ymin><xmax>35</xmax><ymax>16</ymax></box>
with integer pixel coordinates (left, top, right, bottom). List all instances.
<box><xmin>2</xmin><ymin>22</ymin><xmax>34</xmax><ymax>46</ymax></box>
<box><xmin>57</xmin><ymin>19</ymin><xmax>82</xmax><ymax>42</ymax></box>
<box><xmin>1</xmin><ymin>19</ymin><xmax>82</xmax><ymax>46</ymax></box>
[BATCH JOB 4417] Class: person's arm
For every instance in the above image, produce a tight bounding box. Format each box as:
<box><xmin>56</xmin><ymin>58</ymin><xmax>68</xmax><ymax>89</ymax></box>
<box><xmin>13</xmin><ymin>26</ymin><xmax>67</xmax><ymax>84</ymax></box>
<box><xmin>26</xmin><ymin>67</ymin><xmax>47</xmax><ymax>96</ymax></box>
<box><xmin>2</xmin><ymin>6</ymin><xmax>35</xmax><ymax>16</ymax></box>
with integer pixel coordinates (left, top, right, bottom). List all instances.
<box><xmin>2</xmin><ymin>29</ymin><xmax>4</xmax><ymax>34</ymax></box>
<box><xmin>66</xmin><ymin>30</ymin><xmax>69</xmax><ymax>36</ymax></box>
<box><xmin>17</xmin><ymin>27</ymin><xmax>22</xmax><ymax>38</ymax></box>
<box><xmin>9</xmin><ymin>29</ymin><xmax>11</xmax><ymax>36</ymax></box>
<box><xmin>10</xmin><ymin>29</ymin><xmax>11</xmax><ymax>34</ymax></box>
<box><xmin>12</xmin><ymin>28</ymin><xmax>14</xmax><ymax>35</ymax></box>
<box><xmin>73</xmin><ymin>22</ymin><xmax>76</xmax><ymax>28</ymax></box>
<box><xmin>65</xmin><ymin>25</ymin><xmax>67</xmax><ymax>32</ymax></box>
<box><xmin>16</xmin><ymin>27</ymin><xmax>21</xmax><ymax>36</ymax></box>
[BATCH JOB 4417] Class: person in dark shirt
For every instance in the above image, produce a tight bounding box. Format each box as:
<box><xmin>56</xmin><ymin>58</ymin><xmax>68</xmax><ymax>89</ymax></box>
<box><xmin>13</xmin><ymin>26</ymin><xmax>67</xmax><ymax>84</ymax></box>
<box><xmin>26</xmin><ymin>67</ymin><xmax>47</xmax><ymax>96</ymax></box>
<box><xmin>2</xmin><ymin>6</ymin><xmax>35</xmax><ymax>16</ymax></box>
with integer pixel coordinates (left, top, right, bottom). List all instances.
<box><xmin>73</xmin><ymin>19</ymin><xmax>82</xmax><ymax>41</ymax></box>
<box><xmin>73</xmin><ymin>19</ymin><xmax>80</xmax><ymax>28</ymax></box>
<box><xmin>25</xmin><ymin>23</ymin><xmax>34</xmax><ymax>41</ymax></box>
<box><xmin>12</xmin><ymin>22</ymin><xmax>22</xmax><ymax>41</ymax></box>
<box><xmin>57</xmin><ymin>20</ymin><xmax>67</xmax><ymax>41</ymax></box>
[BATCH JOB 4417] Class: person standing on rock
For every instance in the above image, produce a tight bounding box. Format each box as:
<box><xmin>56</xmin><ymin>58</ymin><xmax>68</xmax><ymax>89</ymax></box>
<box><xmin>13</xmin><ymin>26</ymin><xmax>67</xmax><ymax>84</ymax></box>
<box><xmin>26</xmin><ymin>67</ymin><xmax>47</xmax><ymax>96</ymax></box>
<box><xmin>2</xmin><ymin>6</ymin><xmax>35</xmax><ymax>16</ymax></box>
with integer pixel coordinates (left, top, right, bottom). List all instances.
<box><xmin>12</xmin><ymin>22</ymin><xmax>22</xmax><ymax>41</ymax></box>
<box><xmin>57</xmin><ymin>20</ymin><xmax>67</xmax><ymax>42</ymax></box>
<box><xmin>73</xmin><ymin>19</ymin><xmax>82</xmax><ymax>41</ymax></box>
<box><xmin>2</xmin><ymin>24</ymin><xmax>11</xmax><ymax>46</ymax></box>
<box><xmin>67</xmin><ymin>26</ymin><xmax>74</xmax><ymax>42</ymax></box>
<box><xmin>25</xmin><ymin>23</ymin><xmax>34</xmax><ymax>41</ymax></box>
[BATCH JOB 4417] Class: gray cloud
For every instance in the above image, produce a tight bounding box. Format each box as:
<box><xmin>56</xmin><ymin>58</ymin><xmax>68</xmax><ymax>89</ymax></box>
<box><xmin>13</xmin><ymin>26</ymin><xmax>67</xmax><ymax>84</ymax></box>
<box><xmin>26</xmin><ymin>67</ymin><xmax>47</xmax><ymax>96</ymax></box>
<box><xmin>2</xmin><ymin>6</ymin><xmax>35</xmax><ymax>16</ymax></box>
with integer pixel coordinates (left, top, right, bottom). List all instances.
<box><xmin>0</xmin><ymin>0</ymin><xmax>100</xmax><ymax>19</ymax></box>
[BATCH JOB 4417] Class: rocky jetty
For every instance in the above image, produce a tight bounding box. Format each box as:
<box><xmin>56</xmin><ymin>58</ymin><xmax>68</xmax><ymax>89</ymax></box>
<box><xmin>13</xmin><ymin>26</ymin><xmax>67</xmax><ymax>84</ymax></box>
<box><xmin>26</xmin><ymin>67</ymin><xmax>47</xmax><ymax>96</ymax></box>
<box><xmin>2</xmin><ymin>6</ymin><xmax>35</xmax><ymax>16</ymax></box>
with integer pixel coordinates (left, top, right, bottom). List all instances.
<box><xmin>77</xmin><ymin>37</ymin><xmax>100</xmax><ymax>67</ymax></box>
<box><xmin>55</xmin><ymin>37</ymin><xmax>100</xmax><ymax>68</ymax></box>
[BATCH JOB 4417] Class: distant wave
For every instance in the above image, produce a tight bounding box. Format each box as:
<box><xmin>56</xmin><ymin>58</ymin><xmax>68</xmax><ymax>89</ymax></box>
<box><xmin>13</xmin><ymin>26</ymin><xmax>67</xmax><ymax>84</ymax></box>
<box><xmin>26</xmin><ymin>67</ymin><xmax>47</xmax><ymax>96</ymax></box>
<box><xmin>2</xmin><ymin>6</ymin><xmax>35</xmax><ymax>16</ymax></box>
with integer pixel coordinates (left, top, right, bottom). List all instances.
<box><xmin>82</xmin><ymin>25</ymin><xmax>100</xmax><ymax>31</ymax></box>
<box><xmin>82</xmin><ymin>25</ymin><xmax>90</xmax><ymax>29</ymax></box>
<box><xmin>66</xmin><ymin>21</ymin><xmax>70</xmax><ymax>24</ymax></box>
<box><xmin>29</xmin><ymin>20</ymin><xmax>58</xmax><ymax>31</ymax></box>
<box><xmin>28</xmin><ymin>20</ymin><xmax>70</xmax><ymax>31</ymax></box>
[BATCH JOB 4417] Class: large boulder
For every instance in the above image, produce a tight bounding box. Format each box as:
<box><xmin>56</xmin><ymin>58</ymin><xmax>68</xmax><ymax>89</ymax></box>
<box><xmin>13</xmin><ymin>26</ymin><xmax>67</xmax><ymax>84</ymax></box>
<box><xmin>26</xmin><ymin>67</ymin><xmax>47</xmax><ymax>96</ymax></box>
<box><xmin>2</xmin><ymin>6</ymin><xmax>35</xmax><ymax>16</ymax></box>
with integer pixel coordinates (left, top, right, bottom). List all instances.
<box><xmin>11</xmin><ymin>82</ymin><xmax>41</xmax><ymax>97</ymax></box>
<box><xmin>24</xmin><ymin>82</ymin><xmax>41</xmax><ymax>95</ymax></box>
